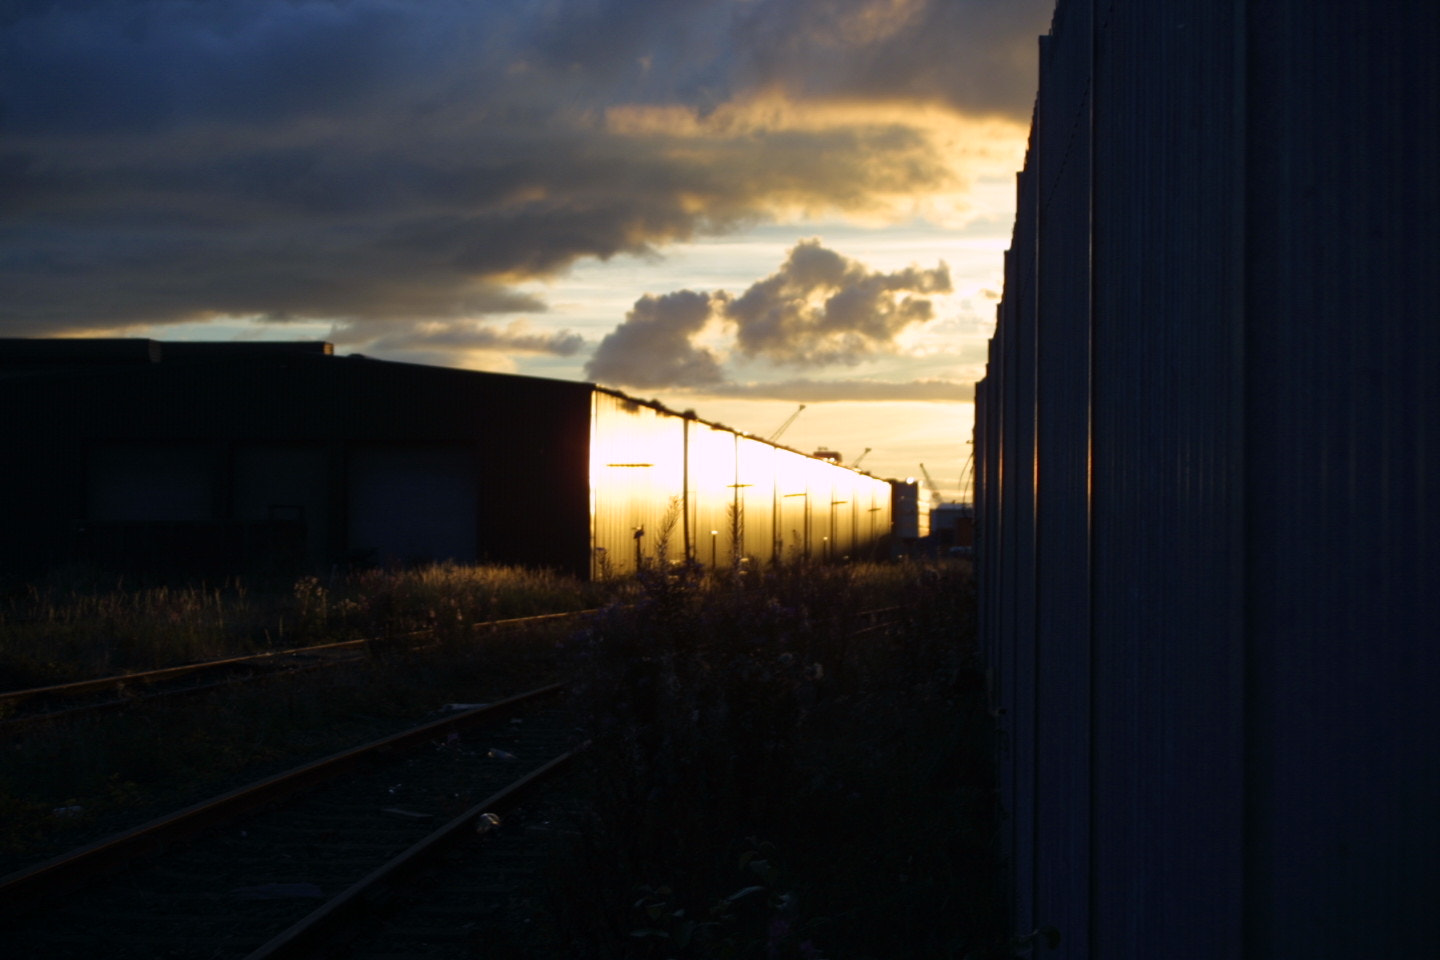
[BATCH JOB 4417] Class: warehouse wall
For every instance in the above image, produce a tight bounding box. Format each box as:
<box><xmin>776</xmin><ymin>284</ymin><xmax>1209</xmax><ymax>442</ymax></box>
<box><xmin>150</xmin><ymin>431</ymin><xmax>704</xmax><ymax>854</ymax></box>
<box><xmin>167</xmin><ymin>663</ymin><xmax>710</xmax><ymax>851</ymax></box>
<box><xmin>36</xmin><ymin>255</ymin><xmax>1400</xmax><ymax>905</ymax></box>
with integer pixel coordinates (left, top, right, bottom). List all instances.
<box><xmin>975</xmin><ymin>2</ymin><xmax>1439</xmax><ymax>956</ymax></box>
<box><xmin>588</xmin><ymin>390</ymin><xmax>894</xmax><ymax>577</ymax></box>
<box><xmin>0</xmin><ymin>350</ymin><xmax>594</xmax><ymax>578</ymax></box>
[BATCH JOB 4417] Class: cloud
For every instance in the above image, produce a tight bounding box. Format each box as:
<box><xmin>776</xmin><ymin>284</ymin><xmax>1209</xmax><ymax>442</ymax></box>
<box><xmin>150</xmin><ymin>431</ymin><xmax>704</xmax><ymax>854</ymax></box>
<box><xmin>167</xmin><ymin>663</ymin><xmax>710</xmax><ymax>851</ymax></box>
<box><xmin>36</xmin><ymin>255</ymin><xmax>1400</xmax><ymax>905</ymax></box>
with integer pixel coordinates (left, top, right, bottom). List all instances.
<box><xmin>725</xmin><ymin>239</ymin><xmax>951</xmax><ymax>365</ymax></box>
<box><xmin>730</xmin><ymin>0</ymin><xmax>1050</xmax><ymax>117</ymax></box>
<box><xmin>584</xmin><ymin>239</ymin><xmax>955</xmax><ymax>389</ymax></box>
<box><xmin>690</xmin><ymin>378</ymin><xmax>974</xmax><ymax>403</ymax></box>
<box><xmin>585</xmin><ymin>290</ymin><xmax>725</xmax><ymax>388</ymax></box>
<box><xmin>0</xmin><ymin>0</ymin><xmax>1048</xmax><ymax>336</ymax></box>
<box><xmin>340</xmin><ymin>317</ymin><xmax>584</xmax><ymax>358</ymax></box>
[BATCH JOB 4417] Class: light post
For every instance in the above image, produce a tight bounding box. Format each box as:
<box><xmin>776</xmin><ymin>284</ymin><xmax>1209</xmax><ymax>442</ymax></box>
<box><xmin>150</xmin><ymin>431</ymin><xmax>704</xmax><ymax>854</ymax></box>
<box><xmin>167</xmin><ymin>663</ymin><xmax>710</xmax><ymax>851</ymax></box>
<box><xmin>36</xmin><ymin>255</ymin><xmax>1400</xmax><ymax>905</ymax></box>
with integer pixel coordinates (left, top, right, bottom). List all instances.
<box><xmin>710</xmin><ymin>529</ymin><xmax>718</xmax><ymax>569</ymax></box>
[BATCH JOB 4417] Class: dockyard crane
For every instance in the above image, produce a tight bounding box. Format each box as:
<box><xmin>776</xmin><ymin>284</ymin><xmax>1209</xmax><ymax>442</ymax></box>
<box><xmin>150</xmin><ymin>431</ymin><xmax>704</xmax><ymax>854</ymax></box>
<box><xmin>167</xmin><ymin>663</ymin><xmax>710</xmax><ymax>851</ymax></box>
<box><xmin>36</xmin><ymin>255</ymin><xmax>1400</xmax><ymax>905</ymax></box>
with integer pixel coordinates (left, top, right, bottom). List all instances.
<box><xmin>919</xmin><ymin>462</ymin><xmax>942</xmax><ymax>504</ymax></box>
<box><xmin>852</xmin><ymin>448</ymin><xmax>873</xmax><ymax>468</ymax></box>
<box><xmin>768</xmin><ymin>404</ymin><xmax>806</xmax><ymax>442</ymax></box>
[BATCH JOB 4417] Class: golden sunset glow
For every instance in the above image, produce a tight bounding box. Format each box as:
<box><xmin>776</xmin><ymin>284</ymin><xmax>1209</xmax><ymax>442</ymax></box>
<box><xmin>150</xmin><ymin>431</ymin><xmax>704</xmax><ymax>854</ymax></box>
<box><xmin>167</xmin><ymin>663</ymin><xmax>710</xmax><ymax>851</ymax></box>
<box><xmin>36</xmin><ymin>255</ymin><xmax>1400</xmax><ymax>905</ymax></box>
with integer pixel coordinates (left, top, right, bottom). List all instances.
<box><xmin>588</xmin><ymin>390</ymin><xmax>892</xmax><ymax>576</ymax></box>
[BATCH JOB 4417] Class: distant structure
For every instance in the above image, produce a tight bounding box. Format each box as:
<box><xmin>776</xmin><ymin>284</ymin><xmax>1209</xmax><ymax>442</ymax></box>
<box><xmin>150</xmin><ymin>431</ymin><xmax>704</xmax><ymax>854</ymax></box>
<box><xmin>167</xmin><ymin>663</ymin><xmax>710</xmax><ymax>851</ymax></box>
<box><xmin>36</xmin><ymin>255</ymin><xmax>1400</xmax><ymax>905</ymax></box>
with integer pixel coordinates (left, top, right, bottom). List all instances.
<box><xmin>928</xmin><ymin>501</ymin><xmax>973</xmax><ymax>556</ymax></box>
<box><xmin>974</xmin><ymin>3</ymin><xmax>1437</xmax><ymax>958</ymax></box>
<box><xmin>0</xmin><ymin>339</ymin><xmax>893</xmax><ymax>580</ymax></box>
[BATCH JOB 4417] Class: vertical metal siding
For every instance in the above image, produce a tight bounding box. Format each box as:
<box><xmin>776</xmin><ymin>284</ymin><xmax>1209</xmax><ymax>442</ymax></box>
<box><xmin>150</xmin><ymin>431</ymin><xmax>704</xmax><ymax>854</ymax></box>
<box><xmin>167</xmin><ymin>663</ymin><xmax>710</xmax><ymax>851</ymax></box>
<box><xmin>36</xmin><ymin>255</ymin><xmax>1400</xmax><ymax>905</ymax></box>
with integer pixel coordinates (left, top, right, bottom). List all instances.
<box><xmin>1031</xmin><ymin>5</ymin><xmax>1094</xmax><ymax>954</ymax></box>
<box><xmin>1242</xmin><ymin>3</ymin><xmax>1440</xmax><ymax>955</ymax></box>
<box><xmin>976</xmin><ymin>1</ymin><xmax>1437</xmax><ymax>956</ymax></box>
<box><xmin>1087</xmin><ymin>3</ymin><xmax>1246</xmax><ymax>953</ymax></box>
<box><xmin>588</xmin><ymin>391</ymin><xmax>893</xmax><ymax>578</ymax></box>
<box><xmin>589</xmin><ymin>391</ymin><xmax>687</xmax><ymax>575</ymax></box>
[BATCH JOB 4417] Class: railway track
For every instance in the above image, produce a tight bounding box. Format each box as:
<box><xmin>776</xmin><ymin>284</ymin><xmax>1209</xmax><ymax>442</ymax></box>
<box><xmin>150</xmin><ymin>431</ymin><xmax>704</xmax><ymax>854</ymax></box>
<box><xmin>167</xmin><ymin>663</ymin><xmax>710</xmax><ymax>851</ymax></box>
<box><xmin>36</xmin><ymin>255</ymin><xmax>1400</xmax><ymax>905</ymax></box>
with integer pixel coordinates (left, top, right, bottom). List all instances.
<box><xmin>0</xmin><ymin>683</ymin><xmax>587</xmax><ymax>959</ymax></box>
<box><xmin>0</xmin><ymin>609</ymin><xmax>595</xmax><ymax>728</ymax></box>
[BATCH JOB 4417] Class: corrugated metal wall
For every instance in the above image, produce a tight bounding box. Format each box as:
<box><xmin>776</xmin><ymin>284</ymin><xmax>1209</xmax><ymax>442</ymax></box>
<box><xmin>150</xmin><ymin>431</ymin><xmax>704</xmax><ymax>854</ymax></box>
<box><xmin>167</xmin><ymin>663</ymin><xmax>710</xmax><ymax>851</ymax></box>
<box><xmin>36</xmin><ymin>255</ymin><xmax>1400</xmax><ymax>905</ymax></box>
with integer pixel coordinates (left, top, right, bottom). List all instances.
<box><xmin>588</xmin><ymin>390</ymin><xmax>894</xmax><ymax>577</ymax></box>
<box><xmin>975</xmin><ymin>2</ymin><xmax>1440</xmax><ymax>956</ymax></box>
<box><xmin>0</xmin><ymin>353</ymin><xmax>595</xmax><ymax>577</ymax></box>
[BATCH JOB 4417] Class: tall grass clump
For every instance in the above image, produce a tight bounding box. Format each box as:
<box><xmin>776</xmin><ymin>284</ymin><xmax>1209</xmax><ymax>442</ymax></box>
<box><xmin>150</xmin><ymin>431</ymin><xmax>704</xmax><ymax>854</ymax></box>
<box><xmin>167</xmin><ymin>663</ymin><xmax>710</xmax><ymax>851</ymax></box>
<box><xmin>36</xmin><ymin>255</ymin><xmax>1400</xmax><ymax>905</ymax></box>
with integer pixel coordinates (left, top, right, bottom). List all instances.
<box><xmin>0</xmin><ymin>563</ymin><xmax>599</xmax><ymax>689</ymax></box>
<box><xmin>555</xmin><ymin>559</ymin><xmax>1003</xmax><ymax>959</ymax></box>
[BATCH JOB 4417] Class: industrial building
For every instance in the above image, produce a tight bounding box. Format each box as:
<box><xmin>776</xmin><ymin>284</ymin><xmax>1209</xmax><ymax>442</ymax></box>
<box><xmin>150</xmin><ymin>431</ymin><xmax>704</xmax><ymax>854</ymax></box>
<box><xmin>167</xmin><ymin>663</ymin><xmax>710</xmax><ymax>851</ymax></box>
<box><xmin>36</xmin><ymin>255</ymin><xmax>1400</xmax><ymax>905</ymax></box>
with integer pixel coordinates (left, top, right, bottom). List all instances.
<box><xmin>0</xmin><ymin>339</ymin><xmax>893</xmax><ymax>580</ymax></box>
<box><xmin>974</xmin><ymin>2</ymin><xmax>1438</xmax><ymax>957</ymax></box>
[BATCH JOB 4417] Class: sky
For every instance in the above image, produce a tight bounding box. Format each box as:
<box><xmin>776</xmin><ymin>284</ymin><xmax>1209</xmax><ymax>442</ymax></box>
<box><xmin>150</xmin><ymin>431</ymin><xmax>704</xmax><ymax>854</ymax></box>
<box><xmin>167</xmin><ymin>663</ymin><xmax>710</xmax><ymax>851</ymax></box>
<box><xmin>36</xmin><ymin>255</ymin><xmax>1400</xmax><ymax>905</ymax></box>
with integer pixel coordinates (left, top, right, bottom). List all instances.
<box><xmin>1</xmin><ymin>0</ymin><xmax>1053</xmax><ymax>502</ymax></box>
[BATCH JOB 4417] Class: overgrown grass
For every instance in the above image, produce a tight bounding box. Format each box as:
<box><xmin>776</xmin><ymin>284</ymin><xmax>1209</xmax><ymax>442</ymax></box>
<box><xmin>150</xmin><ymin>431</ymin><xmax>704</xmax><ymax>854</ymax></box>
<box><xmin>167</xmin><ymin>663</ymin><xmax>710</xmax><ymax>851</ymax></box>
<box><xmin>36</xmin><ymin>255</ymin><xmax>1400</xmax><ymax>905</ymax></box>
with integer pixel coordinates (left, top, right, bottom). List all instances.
<box><xmin>0</xmin><ymin>563</ymin><xmax>598</xmax><ymax>689</ymax></box>
<box><xmin>0</xmin><ymin>558</ymin><xmax>1004</xmax><ymax>957</ymax></box>
<box><xmin>0</xmin><ymin>610</ymin><xmax>576</xmax><ymax>874</ymax></box>
<box><xmin>554</xmin><ymin>559</ymin><xmax>1004</xmax><ymax>959</ymax></box>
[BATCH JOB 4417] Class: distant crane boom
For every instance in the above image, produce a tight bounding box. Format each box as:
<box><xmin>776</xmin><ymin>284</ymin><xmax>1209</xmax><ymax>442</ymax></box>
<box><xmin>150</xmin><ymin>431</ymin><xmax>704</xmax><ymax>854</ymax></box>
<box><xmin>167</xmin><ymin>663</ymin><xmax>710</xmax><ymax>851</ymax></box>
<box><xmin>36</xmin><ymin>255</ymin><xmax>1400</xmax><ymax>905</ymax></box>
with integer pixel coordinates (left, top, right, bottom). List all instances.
<box><xmin>852</xmin><ymin>447</ymin><xmax>873</xmax><ymax>468</ymax></box>
<box><xmin>919</xmin><ymin>462</ymin><xmax>942</xmax><ymax>502</ymax></box>
<box><xmin>769</xmin><ymin>404</ymin><xmax>806</xmax><ymax>442</ymax></box>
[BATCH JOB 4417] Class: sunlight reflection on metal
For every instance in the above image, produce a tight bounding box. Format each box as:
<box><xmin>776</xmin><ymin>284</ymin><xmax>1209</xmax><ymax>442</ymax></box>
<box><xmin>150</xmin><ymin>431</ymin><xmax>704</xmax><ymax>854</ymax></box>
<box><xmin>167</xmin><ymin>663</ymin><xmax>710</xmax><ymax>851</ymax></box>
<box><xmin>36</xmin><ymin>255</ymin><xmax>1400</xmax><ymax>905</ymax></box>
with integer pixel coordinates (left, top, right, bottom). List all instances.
<box><xmin>588</xmin><ymin>389</ymin><xmax>892</xmax><ymax>576</ymax></box>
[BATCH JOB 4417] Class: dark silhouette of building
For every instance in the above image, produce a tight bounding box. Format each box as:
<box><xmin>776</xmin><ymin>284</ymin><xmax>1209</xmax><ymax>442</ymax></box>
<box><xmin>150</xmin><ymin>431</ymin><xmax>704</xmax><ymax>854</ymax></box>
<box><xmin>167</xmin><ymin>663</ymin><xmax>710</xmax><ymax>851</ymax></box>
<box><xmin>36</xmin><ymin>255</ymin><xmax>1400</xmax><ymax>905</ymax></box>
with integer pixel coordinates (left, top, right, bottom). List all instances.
<box><xmin>974</xmin><ymin>3</ymin><xmax>1438</xmax><ymax>957</ymax></box>
<box><xmin>0</xmin><ymin>339</ymin><xmax>892</xmax><ymax>581</ymax></box>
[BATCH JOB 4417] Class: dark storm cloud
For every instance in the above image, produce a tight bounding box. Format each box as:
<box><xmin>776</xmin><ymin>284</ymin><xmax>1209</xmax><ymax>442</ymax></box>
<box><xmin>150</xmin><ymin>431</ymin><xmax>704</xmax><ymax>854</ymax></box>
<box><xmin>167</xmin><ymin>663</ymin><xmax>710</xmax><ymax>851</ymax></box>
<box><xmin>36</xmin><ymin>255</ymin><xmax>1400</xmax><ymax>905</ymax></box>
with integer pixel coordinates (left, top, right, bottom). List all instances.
<box><xmin>731</xmin><ymin>0</ymin><xmax>1048</xmax><ymax>117</ymax></box>
<box><xmin>585</xmin><ymin>240</ymin><xmax>950</xmax><ymax>389</ymax></box>
<box><xmin>0</xmin><ymin>0</ymin><xmax>1049</xmax><ymax>336</ymax></box>
<box><xmin>726</xmin><ymin>239</ymin><xmax>951</xmax><ymax>366</ymax></box>
<box><xmin>585</xmin><ymin>290</ymin><xmax>725</xmax><ymax>388</ymax></box>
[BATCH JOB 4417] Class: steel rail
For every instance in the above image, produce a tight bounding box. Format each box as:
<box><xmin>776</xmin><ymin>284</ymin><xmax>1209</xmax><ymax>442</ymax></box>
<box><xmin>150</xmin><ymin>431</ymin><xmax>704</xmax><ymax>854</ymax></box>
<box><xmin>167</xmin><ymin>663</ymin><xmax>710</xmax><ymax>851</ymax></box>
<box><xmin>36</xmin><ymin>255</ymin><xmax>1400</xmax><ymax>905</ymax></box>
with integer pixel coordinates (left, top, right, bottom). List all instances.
<box><xmin>0</xmin><ymin>681</ymin><xmax>565</xmax><ymax>913</ymax></box>
<box><xmin>243</xmin><ymin>744</ymin><xmax>584</xmax><ymax>960</ymax></box>
<box><xmin>0</xmin><ymin>637</ymin><xmax>367</xmax><ymax>706</ymax></box>
<box><xmin>0</xmin><ymin>607</ymin><xmax>598</xmax><ymax>722</ymax></box>
<box><xmin>4</xmin><ymin>658</ymin><xmax>351</xmax><ymax>728</ymax></box>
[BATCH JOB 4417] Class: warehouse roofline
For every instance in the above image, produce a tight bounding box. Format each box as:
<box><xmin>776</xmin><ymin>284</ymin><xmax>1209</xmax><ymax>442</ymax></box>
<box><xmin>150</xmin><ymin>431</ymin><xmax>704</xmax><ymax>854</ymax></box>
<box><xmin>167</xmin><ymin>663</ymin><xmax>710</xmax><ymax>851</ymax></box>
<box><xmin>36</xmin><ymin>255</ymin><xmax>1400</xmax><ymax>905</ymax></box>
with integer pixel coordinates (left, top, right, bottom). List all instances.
<box><xmin>590</xmin><ymin>384</ymin><xmax>881</xmax><ymax>476</ymax></box>
<box><xmin>1</xmin><ymin>337</ymin><xmax>889</xmax><ymax>480</ymax></box>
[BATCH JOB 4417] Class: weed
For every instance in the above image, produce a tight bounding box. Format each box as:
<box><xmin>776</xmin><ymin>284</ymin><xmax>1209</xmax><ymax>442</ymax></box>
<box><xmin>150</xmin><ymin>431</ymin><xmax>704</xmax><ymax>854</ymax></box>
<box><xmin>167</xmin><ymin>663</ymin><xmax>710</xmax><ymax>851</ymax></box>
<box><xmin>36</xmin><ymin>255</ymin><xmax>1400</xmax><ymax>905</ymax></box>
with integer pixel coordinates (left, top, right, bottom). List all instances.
<box><xmin>555</xmin><ymin>560</ymin><xmax>1003</xmax><ymax>958</ymax></box>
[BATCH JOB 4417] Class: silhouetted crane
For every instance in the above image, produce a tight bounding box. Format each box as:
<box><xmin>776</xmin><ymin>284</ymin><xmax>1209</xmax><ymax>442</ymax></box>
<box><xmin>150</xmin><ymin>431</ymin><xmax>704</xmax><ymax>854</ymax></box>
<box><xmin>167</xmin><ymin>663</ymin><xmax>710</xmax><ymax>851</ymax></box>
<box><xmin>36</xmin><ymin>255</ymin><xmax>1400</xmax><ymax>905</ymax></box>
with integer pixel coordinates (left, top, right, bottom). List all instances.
<box><xmin>919</xmin><ymin>463</ymin><xmax>942</xmax><ymax>504</ymax></box>
<box><xmin>768</xmin><ymin>404</ymin><xmax>806</xmax><ymax>442</ymax></box>
<box><xmin>852</xmin><ymin>447</ymin><xmax>873</xmax><ymax>468</ymax></box>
